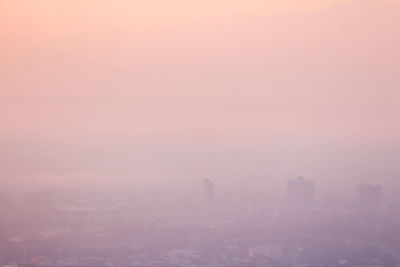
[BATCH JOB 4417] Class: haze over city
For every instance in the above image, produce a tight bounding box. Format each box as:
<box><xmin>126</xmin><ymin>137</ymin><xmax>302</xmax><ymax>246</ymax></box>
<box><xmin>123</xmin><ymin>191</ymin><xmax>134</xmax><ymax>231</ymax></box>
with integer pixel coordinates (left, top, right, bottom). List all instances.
<box><xmin>1</xmin><ymin>0</ymin><xmax>400</xmax><ymax>266</ymax></box>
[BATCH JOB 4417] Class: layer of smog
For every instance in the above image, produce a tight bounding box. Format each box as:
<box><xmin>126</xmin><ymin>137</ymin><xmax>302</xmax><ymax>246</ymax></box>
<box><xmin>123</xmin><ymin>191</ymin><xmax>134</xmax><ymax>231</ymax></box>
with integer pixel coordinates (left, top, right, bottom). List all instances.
<box><xmin>1</xmin><ymin>0</ymin><xmax>400</xmax><ymax>266</ymax></box>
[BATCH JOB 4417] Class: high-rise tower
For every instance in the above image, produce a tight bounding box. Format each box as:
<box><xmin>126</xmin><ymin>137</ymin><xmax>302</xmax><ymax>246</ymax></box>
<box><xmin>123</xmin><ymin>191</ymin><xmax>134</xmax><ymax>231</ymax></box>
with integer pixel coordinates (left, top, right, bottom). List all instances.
<box><xmin>203</xmin><ymin>179</ymin><xmax>214</xmax><ymax>215</ymax></box>
<box><xmin>357</xmin><ymin>183</ymin><xmax>382</xmax><ymax>213</ymax></box>
<box><xmin>286</xmin><ymin>176</ymin><xmax>314</xmax><ymax>208</ymax></box>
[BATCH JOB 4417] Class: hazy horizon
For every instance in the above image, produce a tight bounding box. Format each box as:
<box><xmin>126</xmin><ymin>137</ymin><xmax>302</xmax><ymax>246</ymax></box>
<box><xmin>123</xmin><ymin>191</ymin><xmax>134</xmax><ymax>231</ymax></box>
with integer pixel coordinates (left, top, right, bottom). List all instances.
<box><xmin>1</xmin><ymin>0</ymin><xmax>400</xmax><ymax>195</ymax></box>
<box><xmin>2</xmin><ymin>1</ymin><xmax>400</xmax><ymax>266</ymax></box>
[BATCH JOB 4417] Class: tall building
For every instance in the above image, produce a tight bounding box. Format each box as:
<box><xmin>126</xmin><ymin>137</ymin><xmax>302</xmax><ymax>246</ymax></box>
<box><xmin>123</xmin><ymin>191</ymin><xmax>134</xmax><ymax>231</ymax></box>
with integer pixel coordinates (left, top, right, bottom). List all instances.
<box><xmin>286</xmin><ymin>176</ymin><xmax>314</xmax><ymax>208</ymax></box>
<box><xmin>357</xmin><ymin>183</ymin><xmax>382</xmax><ymax>212</ymax></box>
<box><xmin>203</xmin><ymin>179</ymin><xmax>214</xmax><ymax>215</ymax></box>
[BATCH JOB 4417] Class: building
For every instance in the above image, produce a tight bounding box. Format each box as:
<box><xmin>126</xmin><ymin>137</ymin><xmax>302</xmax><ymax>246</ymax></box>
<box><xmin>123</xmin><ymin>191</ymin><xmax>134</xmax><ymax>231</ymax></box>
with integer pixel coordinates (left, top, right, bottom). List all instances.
<box><xmin>287</xmin><ymin>176</ymin><xmax>314</xmax><ymax>208</ymax></box>
<box><xmin>357</xmin><ymin>183</ymin><xmax>382</xmax><ymax>212</ymax></box>
<box><xmin>203</xmin><ymin>179</ymin><xmax>214</xmax><ymax>215</ymax></box>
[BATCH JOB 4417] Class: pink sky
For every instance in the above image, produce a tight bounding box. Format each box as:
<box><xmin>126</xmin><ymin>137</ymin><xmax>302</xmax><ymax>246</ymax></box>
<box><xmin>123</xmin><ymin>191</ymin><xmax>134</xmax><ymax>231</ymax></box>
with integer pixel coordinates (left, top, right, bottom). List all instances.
<box><xmin>1</xmin><ymin>0</ymin><xmax>399</xmax><ymax>32</ymax></box>
<box><xmin>1</xmin><ymin>0</ymin><xmax>399</xmax><ymax>189</ymax></box>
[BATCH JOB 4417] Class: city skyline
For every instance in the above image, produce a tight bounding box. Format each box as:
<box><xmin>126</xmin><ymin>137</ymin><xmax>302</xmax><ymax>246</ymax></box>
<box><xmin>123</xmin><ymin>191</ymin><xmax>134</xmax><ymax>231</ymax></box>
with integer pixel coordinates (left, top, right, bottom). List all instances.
<box><xmin>1</xmin><ymin>1</ymin><xmax>399</xmax><ymax>265</ymax></box>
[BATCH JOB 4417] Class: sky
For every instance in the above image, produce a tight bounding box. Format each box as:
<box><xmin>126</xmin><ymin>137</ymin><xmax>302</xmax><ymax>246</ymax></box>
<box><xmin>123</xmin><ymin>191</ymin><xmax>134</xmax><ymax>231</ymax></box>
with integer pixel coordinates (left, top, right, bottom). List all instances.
<box><xmin>1</xmin><ymin>0</ymin><xmax>399</xmax><ymax>32</ymax></box>
<box><xmin>1</xmin><ymin>0</ymin><xmax>400</xmax><ymax>193</ymax></box>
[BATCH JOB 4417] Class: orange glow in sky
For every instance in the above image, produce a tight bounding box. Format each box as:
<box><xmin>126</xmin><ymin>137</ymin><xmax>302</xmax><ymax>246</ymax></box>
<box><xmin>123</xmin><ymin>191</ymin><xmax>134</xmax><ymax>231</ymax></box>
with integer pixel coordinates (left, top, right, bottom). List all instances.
<box><xmin>1</xmin><ymin>0</ymin><xmax>399</xmax><ymax>32</ymax></box>
<box><xmin>1</xmin><ymin>0</ymin><xmax>400</xmax><ymax>187</ymax></box>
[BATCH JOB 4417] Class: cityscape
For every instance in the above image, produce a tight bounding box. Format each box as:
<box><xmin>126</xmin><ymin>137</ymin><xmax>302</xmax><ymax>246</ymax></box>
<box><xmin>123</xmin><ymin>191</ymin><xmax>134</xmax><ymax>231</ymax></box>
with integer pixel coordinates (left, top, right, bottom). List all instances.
<box><xmin>1</xmin><ymin>0</ymin><xmax>400</xmax><ymax>266</ymax></box>
<box><xmin>1</xmin><ymin>177</ymin><xmax>399</xmax><ymax>267</ymax></box>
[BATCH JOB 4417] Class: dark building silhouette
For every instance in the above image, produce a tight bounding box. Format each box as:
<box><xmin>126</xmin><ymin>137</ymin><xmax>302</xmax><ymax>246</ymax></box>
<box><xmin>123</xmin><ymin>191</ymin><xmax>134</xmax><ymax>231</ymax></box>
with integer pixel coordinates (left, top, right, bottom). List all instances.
<box><xmin>203</xmin><ymin>179</ymin><xmax>214</xmax><ymax>215</ymax></box>
<box><xmin>287</xmin><ymin>176</ymin><xmax>314</xmax><ymax>208</ymax></box>
<box><xmin>357</xmin><ymin>183</ymin><xmax>382</xmax><ymax>212</ymax></box>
